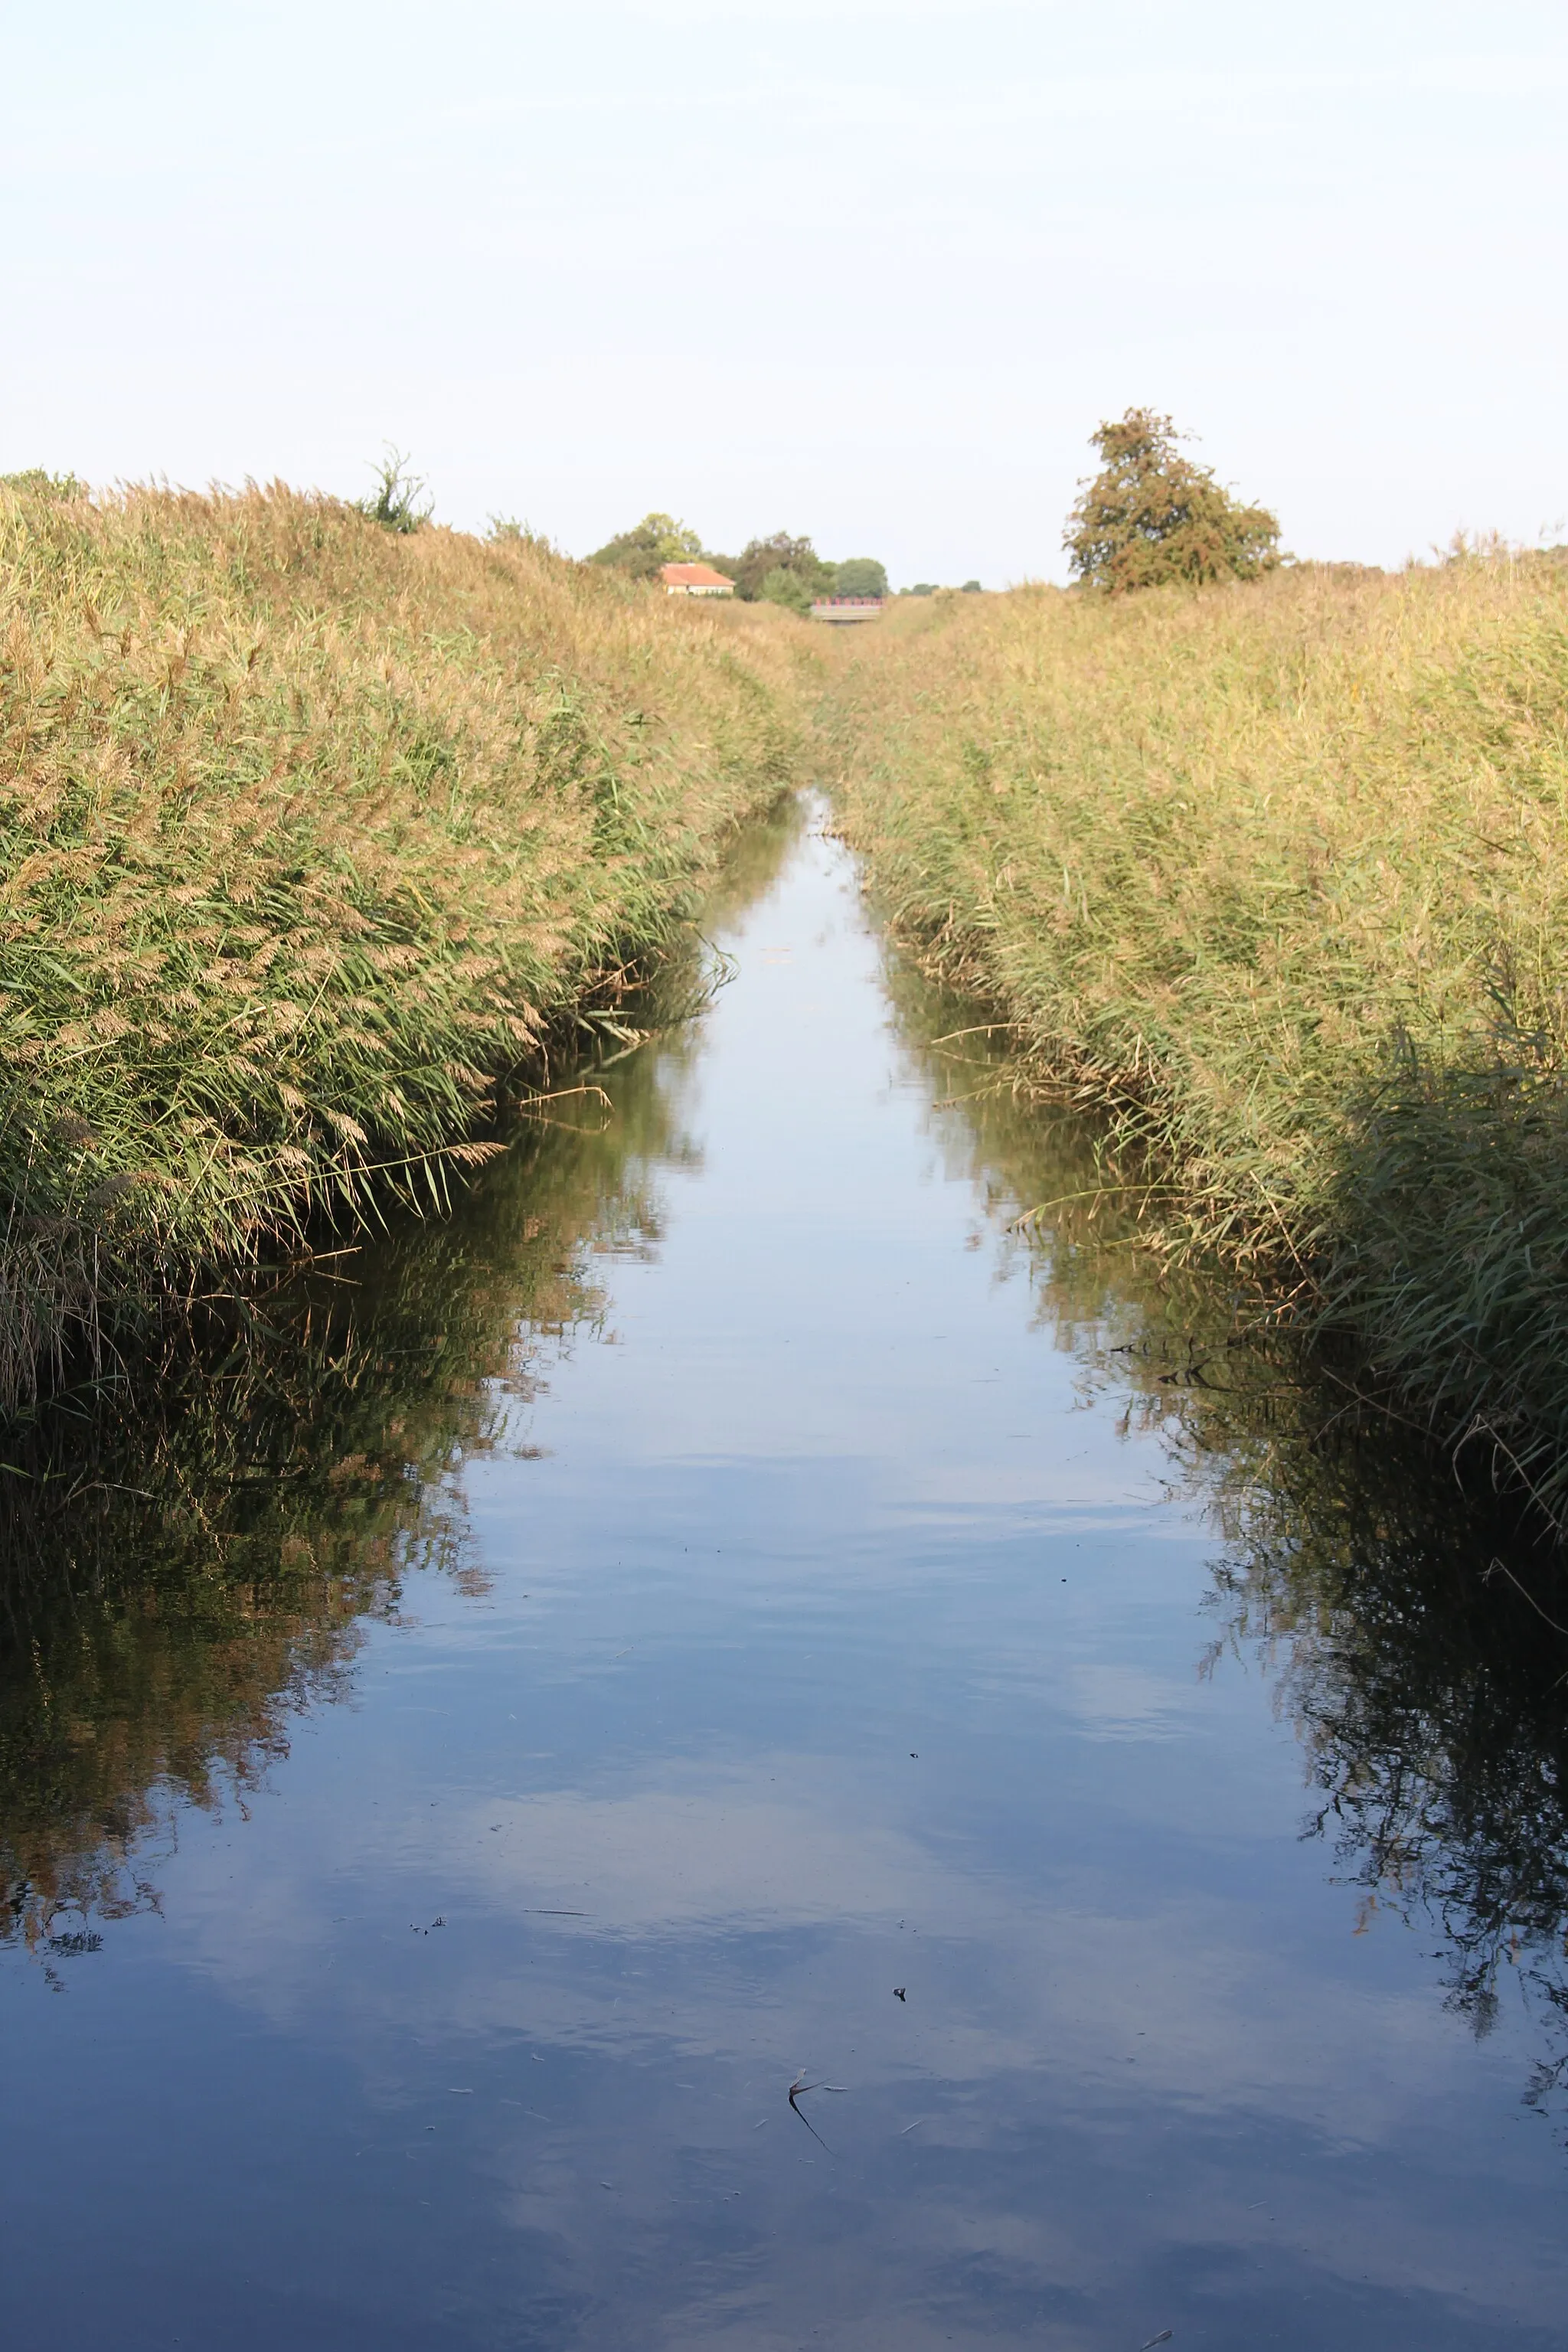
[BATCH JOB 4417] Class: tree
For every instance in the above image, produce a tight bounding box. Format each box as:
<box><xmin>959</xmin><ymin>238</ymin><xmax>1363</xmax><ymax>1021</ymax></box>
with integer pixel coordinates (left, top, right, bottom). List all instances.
<box><xmin>588</xmin><ymin>512</ymin><xmax>704</xmax><ymax>580</ymax></box>
<box><xmin>833</xmin><ymin>557</ymin><xmax>888</xmax><ymax>599</ymax></box>
<box><xmin>757</xmin><ymin>567</ymin><xmax>813</xmax><ymax>616</ymax></box>
<box><xmin>1063</xmin><ymin>410</ymin><xmax>1280</xmax><ymax>592</ymax></box>
<box><xmin>710</xmin><ymin>531</ymin><xmax>835</xmax><ymax>603</ymax></box>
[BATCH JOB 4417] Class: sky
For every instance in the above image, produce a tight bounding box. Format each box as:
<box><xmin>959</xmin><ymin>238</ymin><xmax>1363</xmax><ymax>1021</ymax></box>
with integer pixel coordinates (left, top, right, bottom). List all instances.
<box><xmin>5</xmin><ymin>0</ymin><xmax>1566</xmax><ymax>585</ymax></box>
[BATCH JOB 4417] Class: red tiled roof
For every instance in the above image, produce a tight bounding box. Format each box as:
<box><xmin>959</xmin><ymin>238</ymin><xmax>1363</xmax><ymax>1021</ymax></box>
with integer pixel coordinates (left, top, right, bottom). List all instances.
<box><xmin>661</xmin><ymin>563</ymin><xmax>735</xmax><ymax>587</ymax></box>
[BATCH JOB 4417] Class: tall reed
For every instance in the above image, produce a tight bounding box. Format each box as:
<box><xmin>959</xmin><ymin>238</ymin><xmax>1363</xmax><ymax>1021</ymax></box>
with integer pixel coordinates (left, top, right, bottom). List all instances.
<box><xmin>826</xmin><ymin>557</ymin><xmax>1568</xmax><ymax>1513</ymax></box>
<box><xmin>0</xmin><ymin>482</ymin><xmax>805</xmax><ymax>1403</ymax></box>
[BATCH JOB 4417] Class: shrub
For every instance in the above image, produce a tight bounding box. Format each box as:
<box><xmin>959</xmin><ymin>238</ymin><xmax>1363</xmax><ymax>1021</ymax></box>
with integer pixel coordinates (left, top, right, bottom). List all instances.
<box><xmin>355</xmin><ymin>446</ymin><xmax>432</xmax><ymax>535</ymax></box>
<box><xmin>1</xmin><ymin>469</ymin><xmax>85</xmax><ymax>502</ymax></box>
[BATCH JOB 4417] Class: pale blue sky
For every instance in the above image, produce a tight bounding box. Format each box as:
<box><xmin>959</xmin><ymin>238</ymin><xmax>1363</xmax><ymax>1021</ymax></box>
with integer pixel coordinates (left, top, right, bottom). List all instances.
<box><xmin>6</xmin><ymin>1</ymin><xmax>1564</xmax><ymax>583</ymax></box>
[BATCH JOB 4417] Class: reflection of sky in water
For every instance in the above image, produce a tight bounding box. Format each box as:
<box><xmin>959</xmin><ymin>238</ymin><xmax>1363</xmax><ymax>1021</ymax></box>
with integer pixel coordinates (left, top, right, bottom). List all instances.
<box><xmin>2</xmin><ymin>817</ymin><xmax>1563</xmax><ymax>2350</ymax></box>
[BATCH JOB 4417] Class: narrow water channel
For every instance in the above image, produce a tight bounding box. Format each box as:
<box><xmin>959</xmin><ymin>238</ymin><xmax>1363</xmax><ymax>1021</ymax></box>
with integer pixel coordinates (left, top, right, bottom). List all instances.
<box><xmin>3</xmin><ymin>803</ymin><xmax>1564</xmax><ymax>2349</ymax></box>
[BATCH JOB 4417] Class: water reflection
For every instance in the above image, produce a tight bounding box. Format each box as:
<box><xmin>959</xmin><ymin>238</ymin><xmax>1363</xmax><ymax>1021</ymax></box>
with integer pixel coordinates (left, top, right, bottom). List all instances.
<box><xmin>890</xmin><ymin>957</ymin><xmax>1568</xmax><ymax>2122</ymax></box>
<box><xmin>0</xmin><ymin>805</ymin><xmax>802</xmax><ymax>1968</ymax></box>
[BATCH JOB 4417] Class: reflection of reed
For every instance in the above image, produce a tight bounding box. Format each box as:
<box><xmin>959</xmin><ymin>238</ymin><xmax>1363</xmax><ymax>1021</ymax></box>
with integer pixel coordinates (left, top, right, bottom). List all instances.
<box><xmin>0</xmin><ymin>1119</ymin><xmax>622</xmax><ymax>1958</ymax></box>
<box><xmin>0</xmin><ymin>802</ymin><xmax>808</xmax><ymax>1965</ymax></box>
<box><xmin>886</xmin><ymin>940</ymin><xmax>1568</xmax><ymax>2126</ymax></box>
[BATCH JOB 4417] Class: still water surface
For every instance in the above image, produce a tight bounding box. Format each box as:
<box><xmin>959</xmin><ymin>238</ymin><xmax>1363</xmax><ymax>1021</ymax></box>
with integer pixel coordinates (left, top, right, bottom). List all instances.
<box><xmin>3</xmin><ymin>805</ymin><xmax>1565</xmax><ymax>2347</ymax></box>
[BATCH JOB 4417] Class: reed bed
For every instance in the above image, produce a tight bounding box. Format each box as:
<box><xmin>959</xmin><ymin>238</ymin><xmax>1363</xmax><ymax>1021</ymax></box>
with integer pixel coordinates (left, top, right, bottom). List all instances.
<box><xmin>826</xmin><ymin>557</ymin><xmax>1568</xmax><ymax>1514</ymax></box>
<box><xmin>0</xmin><ymin>481</ymin><xmax>803</xmax><ymax>1404</ymax></box>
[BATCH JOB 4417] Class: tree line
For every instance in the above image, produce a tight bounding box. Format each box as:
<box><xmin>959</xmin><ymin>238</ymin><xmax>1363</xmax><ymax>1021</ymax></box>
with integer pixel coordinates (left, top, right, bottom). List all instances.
<box><xmin>587</xmin><ymin>514</ymin><xmax>888</xmax><ymax>610</ymax></box>
<box><xmin>587</xmin><ymin>413</ymin><xmax>1279</xmax><ymax>607</ymax></box>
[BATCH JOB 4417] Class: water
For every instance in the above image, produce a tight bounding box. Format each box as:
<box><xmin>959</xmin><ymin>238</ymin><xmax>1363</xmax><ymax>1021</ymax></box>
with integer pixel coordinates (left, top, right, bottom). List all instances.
<box><xmin>3</xmin><ymin>804</ymin><xmax>1565</xmax><ymax>2348</ymax></box>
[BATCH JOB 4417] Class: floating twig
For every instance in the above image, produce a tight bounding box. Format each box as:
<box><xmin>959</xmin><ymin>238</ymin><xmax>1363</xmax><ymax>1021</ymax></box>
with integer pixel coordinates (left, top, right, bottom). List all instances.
<box><xmin>787</xmin><ymin>2072</ymin><xmax>834</xmax><ymax>2152</ymax></box>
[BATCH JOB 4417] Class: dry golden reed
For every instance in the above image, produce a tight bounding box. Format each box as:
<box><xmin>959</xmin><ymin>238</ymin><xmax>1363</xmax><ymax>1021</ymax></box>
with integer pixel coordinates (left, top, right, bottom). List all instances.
<box><xmin>826</xmin><ymin>557</ymin><xmax>1568</xmax><ymax>1511</ymax></box>
<box><xmin>0</xmin><ymin>480</ymin><xmax>803</xmax><ymax>1401</ymax></box>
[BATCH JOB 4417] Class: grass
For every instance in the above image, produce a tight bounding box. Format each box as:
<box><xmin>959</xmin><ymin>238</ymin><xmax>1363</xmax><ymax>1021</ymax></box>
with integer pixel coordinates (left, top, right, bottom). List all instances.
<box><xmin>824</xmin><ymin>555</ymin><xmax>1568</xmax><ymax>1517</ymax></box>
<box><xmin>0</xmin><ymin>479</ymin><xmax>806</xmax><ymax>1406</ymax></box>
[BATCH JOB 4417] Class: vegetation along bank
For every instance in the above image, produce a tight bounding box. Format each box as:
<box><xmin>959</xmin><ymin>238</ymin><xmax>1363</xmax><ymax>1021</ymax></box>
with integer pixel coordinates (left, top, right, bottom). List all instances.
<box><xmin>825</xmin><ymin>548</ymin><xmax>1568</xmax><ymax>1519</ymax></box>
<box><xmin>9</xmin><ymin>428</ymin><xmax>1568</xmax><ymax>1532</ymax></box>
<box><xmin>0</xmin><ymin>479</ymin><xmax>805</xmax><ymax>1407</ymax></box>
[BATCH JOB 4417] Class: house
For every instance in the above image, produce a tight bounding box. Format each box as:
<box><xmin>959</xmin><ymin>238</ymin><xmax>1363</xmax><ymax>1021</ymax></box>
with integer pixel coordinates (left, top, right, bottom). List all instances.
<box><xmin>661</xmin><ymin>563</ymin><xmax>735</xmax><ymax>596</ymax></box>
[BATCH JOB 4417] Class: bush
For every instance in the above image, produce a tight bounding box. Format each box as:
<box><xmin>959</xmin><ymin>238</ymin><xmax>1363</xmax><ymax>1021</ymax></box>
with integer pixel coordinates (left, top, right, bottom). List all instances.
<box><xmin>1</xmin><ymin>469</ymin><xmax>84</xmax><ymax>502</ymax></box>
<box><xmin>355</xmin><ymin>447</ymin><xmax>433</xmax><ymax>535</ymax></box>
<box><xmin>1064</xmin><ymin>409</ymin><xmax>1280</xmax><ymax>592</ymax></box>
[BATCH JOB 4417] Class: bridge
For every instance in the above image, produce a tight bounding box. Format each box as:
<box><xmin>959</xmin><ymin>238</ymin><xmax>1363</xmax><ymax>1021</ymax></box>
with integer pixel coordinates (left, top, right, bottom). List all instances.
<box><xmin>810</xmin><ymin>596</ymin><xmax>884</xmax><ymax>625</ymax></box>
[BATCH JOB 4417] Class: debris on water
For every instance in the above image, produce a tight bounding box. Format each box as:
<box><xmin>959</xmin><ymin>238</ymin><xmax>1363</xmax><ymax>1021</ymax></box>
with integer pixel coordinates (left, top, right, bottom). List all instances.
<box><xmin>449</xmin><ymin>2087</ymin><xmax>473</xmax><ymax>2096</ymax></box>
<box><xmin>893</xmin><ymin>1987</ymin><xmax>906</xmax><ymax>2001</ymax></box>
<box><xmin>1141</xmin><ymin>2332</ymin><xmax>1173</xmax><ymax>2348</ymax></box>
<box><xmin>788</xmin><ymin>2073</ymin><xmax>834</xmax><ymax>2151</ymax></box>
<box><xmin>900</xmin><ymin>2118</ymin><xmax>924</xmax><ymax>2135</ymax></box>
<box><xmin>910</xmin><ymin>1752</ymin><xmax>918</xmax><ymax>1759</ymax></box>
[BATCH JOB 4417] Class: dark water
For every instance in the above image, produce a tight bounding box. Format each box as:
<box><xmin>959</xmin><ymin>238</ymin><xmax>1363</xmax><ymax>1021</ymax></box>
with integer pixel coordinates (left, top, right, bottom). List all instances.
<box><xmin>4</xmin><ymin>804</ymin><xmax>1566</xmax><ymax>2349</ymax></box>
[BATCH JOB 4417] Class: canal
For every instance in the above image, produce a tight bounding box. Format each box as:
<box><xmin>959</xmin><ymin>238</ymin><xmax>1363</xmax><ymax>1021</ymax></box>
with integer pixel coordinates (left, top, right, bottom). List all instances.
<box><xmin>2</xmin><ymin>800</ymin><xmax>1563</xmax><ymax>2348</ymax></box>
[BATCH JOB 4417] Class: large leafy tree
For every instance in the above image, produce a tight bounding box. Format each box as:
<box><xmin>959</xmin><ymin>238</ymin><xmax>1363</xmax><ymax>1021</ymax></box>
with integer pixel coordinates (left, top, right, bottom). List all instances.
<box><xmin>588</xmin><ymin>512</ymin><xmax>704</xmax><ymax>580</ymax></box>
<box><xmin>756</xmin><ymin>566</ymin><xmax>813</xmax><ymax>616</ymax></box>
<box><xmin>707</xmin><ymin>531</ymin><xmax>835</xmax><ymax>603</ymax></box>
<box><xmin>833</xmin><ymin>557</ymin><xmax>888</xmax><ymax>599</ymax></box>
<box><xmin>1064</xmin><ymin>410</ymin><xmax>1280</xmax><ymax>592</ymax></box>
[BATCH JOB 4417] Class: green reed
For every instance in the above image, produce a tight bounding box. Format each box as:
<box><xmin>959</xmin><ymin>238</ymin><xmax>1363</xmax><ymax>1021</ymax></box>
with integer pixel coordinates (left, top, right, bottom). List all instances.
<box><xmin>0</xmin><ymin>481</ymin><xmax>805</xmax><ymax>1405</ymax></box>
<box><xmin>827</xmin><ymin>554</ymin><xmax>1568</xmax><ymax>1514</ymax></box>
